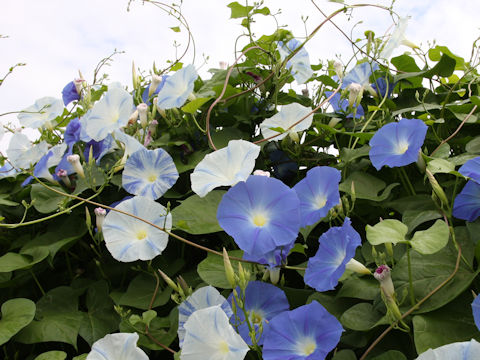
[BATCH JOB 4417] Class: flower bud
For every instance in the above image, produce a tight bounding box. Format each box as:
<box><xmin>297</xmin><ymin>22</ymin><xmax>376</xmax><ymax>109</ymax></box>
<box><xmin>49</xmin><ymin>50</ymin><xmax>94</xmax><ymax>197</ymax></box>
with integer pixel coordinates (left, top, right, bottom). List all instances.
<box><xmin>253</xmin><ymin>170</ymin><xmax>270</xmax><ymax>177</ymax></box>
<box><xmin>128</xmin><ymin>110</ymin><xmax>138</xmax><ymax>125</ymax></box>
<box><xmin>219</xmin><ymin>61</ymin><xmax>228</xmax><ymax>70</ymax></box>
<box><xmin>288</xmin><ymin>130</ymin><xmax>300</xmax><ymax>143</ymax></box>
<box><xmin>137</xmin><ymin>103</ymin><xmax>148</xmax><ymax>129</ymax></box>
<box><xmin>223</xmin><ymin>248</ymin><xmax>236</xmax><ymax>288</ymax></box>
<box><xmin>268</xmin><ymin>267</ymin><xmax>281</xmax><ymax>285</ymax></box>
<box><xmin>328</xmin><ymin>117</ymin><xmax>342</xmax><ymax>128</ymax></box>
<box><xmin>333</xmin><ymin>60</ymin><xmax>343</xmax><ymax>80</ymax></box>
<box><xmin>347</xmin><ymin>83</ymin><xmax>363</xmax><ymax>107</ymax></box>
<box><xmin>56</xmin><ymin>169</ymin><xmax>71</xmax><ymax>187</ymax></box>
<box><xmin>158</xmin><ymin>269</ymin><xmax>180</xmax><ymax>292</ymax></box>
<box><xmin>426</xmin><ymin>169</ymin><xmax>449</xmax><ymax>208</ymax></box>
<box><xmin>301</xmin><ymin>88</ymin><xmax>309</xmax><ymax>97</ymax></box>
<box><xmin>345</xmin><ymin>258</ymin><xmax>371</xmax><ymax>275</ymax></box>
<box><xmin>374</xmin><ymin>264</ymin><xmax>395</xmax><ymax>301</ymax></box>
<box><xmin>67</xmin><ymin>154</ymin><xmax>85</xmax><ymax>178</ymax></box>
<box><xmin>94</xmin><ymin>207</ymin><xmax>107</xmax><ymax>232</ymax></box>
<box><xmin>149</xmin><ymin>74</ymin><xmax>162</xmax><ymax>97</ymax></box>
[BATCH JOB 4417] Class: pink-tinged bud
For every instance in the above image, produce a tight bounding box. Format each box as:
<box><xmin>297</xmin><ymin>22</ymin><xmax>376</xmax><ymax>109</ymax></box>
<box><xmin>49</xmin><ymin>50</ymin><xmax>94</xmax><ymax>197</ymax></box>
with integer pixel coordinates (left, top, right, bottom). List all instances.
<box><xmin>333</xmin><ymin>60</ymin><xmax>344</xmax><ymax>80</ymax></box>
<box><xmin>149</xmin><ymin>74</ymin><xmax>162</xmax><ymax>97</ymax></box>
<box><xmin>374</xmin><ymin>264</ymin><xmax>395</xmax><ymax>300</ymax></box>
<box><xmin>144</xmin><ymin>131</ymin><xmax>152</xmax><ymax>147</ymax></box>
<box><xmin>56</xmin><ymin>169</ymin><xmax>71</xmax><ymax>187</ymax></box>
<box><xmin>67</xmin><ymin>154</ymin><xmax>85</xmax><ymax>178</ymax></box>
<box><xmin>253</xmin><ymin>169</ymin><xmax>270</xmax><ymax>177</ymax></box>
<box><xmin>94</xmin><ymin>207</ymin><xmax>107</xmax><ymax>232</ymax></box>
<box><xmin>219</xmin><ymin>61</ymin><xmax>228</xmax><ymax>70</ymax></box>
<box><xmin>347</xmin><ymin>83</ymin><xmax>363</xmax><ymax>107</ymax></box>
<box><xmin>74</xmin><ymin>78</ymin><xmax>85</xmax><ymax>94</ymax></box>
<box><xmin>137</xmin><ymin>103</ymin><xmax>148</xmax><ymax>128</ymax></box>
<box><xmin>148</xmin><ymin>119</ymin><xmax>158</xmax><ymax>136</ymax></box>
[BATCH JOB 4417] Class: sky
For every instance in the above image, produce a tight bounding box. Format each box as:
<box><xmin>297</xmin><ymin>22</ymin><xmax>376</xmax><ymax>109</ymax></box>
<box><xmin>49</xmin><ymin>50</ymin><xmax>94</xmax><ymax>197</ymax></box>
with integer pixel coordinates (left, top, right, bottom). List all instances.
<box><xmin>1</xmin><ymin>0</ymin><xmax>479</xmax><ymax>151</ymax></box>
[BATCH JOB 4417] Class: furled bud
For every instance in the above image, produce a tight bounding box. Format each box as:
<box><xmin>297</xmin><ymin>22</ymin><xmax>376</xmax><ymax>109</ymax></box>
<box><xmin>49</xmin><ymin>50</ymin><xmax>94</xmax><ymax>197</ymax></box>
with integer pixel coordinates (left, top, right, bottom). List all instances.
<box><xmin>223</xmin><ymin>247</ymin><xmax>236</xmax><ymax>288</ymax></box>
<box><xmin>149</xmin><ymin>74</ymin><xmax>163</xmax><ymax>97</ymax></box>
<box><xmin>333</xmin><ymin>60</ymin><xmax>344</xmax><ymax>80</ymax></box>
<box><xmin>374</xmin><ymin>264</ymin><xmax>395</xmax><ymax>300</ymax></box>
<box><xmin>67</xmin><ymin>154</ymin><xmax>85</xmax><ymax>178</ymax></box>
<box><xmin>94</xmin><ymin>207</ymin><xmax>107</xmax><ymax>232</ymax></box>
<box><xmin>56</xmin><ymin>169</ymin><xmax>71</xmax><ymax>187</ymax></box>
<box><xmin>128</xmin><ymin>110</ymin><xmax>138</xmax><ymax>125</ymax></box>
<box><xmin>158</xmin><ymin>269</ymin><xmax>180</xmax><ymax>292</ymax></box>
<box><xmin>345</xmin><ymin>258</ymin><xmax>371</xmax><ymax>275</ymax></box>
<box><xmin>347</xmin><ymin>83</ymin><xmax>363</xmax><ymax>107</ymax></box>
<box><xmin>137</xmin><ymin>103</ymin><xmax>148</xmax><ymax>129</ymax></box>
<box><xmin>268</xmin><ymin>267</ymin><xmax>281</xmax><ymax>285</ymax></box>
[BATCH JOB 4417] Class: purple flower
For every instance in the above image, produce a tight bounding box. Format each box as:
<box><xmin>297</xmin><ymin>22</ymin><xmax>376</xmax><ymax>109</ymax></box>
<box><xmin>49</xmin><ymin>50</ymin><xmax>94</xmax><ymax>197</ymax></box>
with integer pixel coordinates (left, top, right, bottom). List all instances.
<box><xmin>472</xmin><ymin>295</ymin><xmax>480</xmax><ymax>331</ymax></box>
<box><xmin>243</xmin><ymin>243</ymin><xmax>293</xmax><ymax>268</ymax></box>
<box><xmin>217</xmin><ymin>175</ymin><xmax>301</xmax><ymax>255</ymax></box>
<box><xmin>325</xmin><ymin>91</ymin><xmax>364</xmax><ymax>119</ymax></box>
<box><xmin>64</xmin><ymin>118</ymin><xmax>82</xmax><ymax>150</ymax></box>
<box><xmin>262</xmin><ymin>301</ymin><xmax>343</xmax><ymax>360</ymax></box>
<box><xmin>228</xmin><ymin>281</ymin><xmax>290</xmax><ymax>345</ymax></box>
<box><xmin>453</xmin><ymin>181</ymin><xmax>480</xmax><ymax>222</ymax></box>
<box><xmin>61</xmin><ymin>80</ymin><xmax>82</xmax><ymax>106</ymax></box>
<box><xmin>293</xmin><ymin>166</ymin><xmax>341</xmax><ymax>227</ymax></box>
<box><xmin>369</xmin><ymin>118</ymin><xmax>428</xmax><ymax>170</ymax></box>
<box><xmin>459</xmin><ymin>156</ymin><xmax>480</xmax><ymax>183</ymax></box>
<box><xmin>84</xmin><ymin>135</ymin><xmax>115</xmax><ymax>164</ymax></box>
<box><xmin>304</xmin><ymin>218</ymin><xmax>361</xmax><ymax>291</ymax></box>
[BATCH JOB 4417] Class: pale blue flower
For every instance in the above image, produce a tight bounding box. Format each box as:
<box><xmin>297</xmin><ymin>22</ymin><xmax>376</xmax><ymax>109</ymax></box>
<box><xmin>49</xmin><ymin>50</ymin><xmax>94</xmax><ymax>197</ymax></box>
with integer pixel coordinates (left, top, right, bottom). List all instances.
<box><xmin>122</xmin><ymin>147</ymin><xmax>179</xmax><ymax>200</ymax></box>
<box><xmin>260</xmin><ymin>103</ymin><xmax>313</xmax><ymax>141</ymax></box>
<box><xmin>453</xmin><ymin>181</ymin><xmax>480</xmax><ymax>222</ymax></box>
<box><xmin>86</xmin><ymin>332</ymin><xmax>148</xmax><ymax>360</ymax></box>
<box><xmin>415</xmin><ymin>339</ymin><xmax>480</xmax><ymax>360</ymax></box>
<box><xmin>85</xmin><ymin>87</ymin><xmax>134</xmax><ymax>141</ymax></box>
<box><xmin>29</xmin><ymin>143</ymin><xmax>68</xmax><ymax>183</ymax></box>
<box><xmin>0</xmin><ymin>163</ymin><xmax>20</xmax><ymax>179</ymax></box>
<box><xmin>278</xmin><ymin>39</ymin><xmax>314</xmax><ymax>84</ymax></box>
<box><xmin>181</xmin><ymin>305</ymin><xmax>249</xmax><ymax>360</ymax></box>
<box><xmin>178</xmin><ymin>286</ymin><xmax>232</xmax><ymax>347</ymax></box>
<box><xmin>342</xmin><ymin>62</ymin><xmax>379</xmax><ymax>89</ymax></box>
<box><xmin>102</xmin><ymin>196</ymin><xmax>171</xmax><ymax>262</ymax></box>
<box><xmin>459</xmin><ymin>157</ymin><xmax>480</xmax><ymax>184</ymax></box>
<box><xmin>472</xmin><ymin>295</ymin><xmax>480</xmax><ymax>331</ymax></box>
<box><xmin>262</xmin><ymin>301</ymin><xmax>343</xmax><ymax>360</ymax></box>
<box><xmin>17</xmin><ymin>97</ymin><xmax>64</xmax><ymax>129</ymax></box>
<box><xmin>113</xmin><ymin>129</ymin><xmax>145</xmax><ymax>157</ymax></box>
<box><xmin>156</xmin><ymin>64</ymin><xmax>198</xmax><ymax>109</ymax></box>
<box><xmin>293</xmin><ymin>166</ymin><xmax>341</xmax><ymax>227</ymax></box>
<box><xmin>190</xmin><ymin>140</ymin><xmax>260</xmax><ymax>197</ymax></box>
<box><xmin>6</xmin><ymin>133</ymin><xmax>48</xmax><ymax>169</ymax></box>
<box><xmin>325</xmin><ymin>91</ymin><xmax>364</xmax><ymax>119</ymax></box>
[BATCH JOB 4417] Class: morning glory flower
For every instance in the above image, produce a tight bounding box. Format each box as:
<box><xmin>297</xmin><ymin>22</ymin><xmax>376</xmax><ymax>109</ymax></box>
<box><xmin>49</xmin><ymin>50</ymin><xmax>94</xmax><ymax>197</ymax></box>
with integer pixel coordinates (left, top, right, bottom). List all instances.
<box><xmin>277</xmin><ymin>39</ymin><xmax>314</xmax><ymax>84</ymax></box>
<box><xmin>62</xmin><ymin>79</ymin><xmax>84</xmax><ymax>106</ymax></box>
<box><xmin>262</xmin><ymin>301</ymin><xmax>343</xmax><ymax>360</ymax></box>
<box><xmin>260</xmin><ymin>103</ymin><xmax>313</xmax><ymax>141</ymax></box>
<box><xmin>113</xmin><ymin>129</ymin><xmax>145</xmax><ymax>157</ymax></box>
<box><xmin>86</xmin><ymin>332</ymin><xmax>148</xmax><ymax>360</ymax></box>
<box><xmin>85</xmin><ymin>87</ymin><xmax>134</xmax><ymax>141</ymax></box>
<box><xmin>190</xmin><ymin>139</ymin><xmax>260</xmax><ymax>197</ymax></box>
<box><xmin>372</xmin><ymin>77</ymin><xmax>395</xmax><ymax>98</ymax></box>
<box><xmin>29</xmin><ymin>143</ymin><xmax>68</xmax><ymax>183</ymax></box>
<box><xmin>178</xmin><ymin>286</ymin><xmax>233</xmax><ymax>347</ymax></box>
<box><xmin>0</xmin><ymin>163</ymin><xmax>20</xmax><ymax>179</ymax></box>
<box><xmin>18</xmin><ymin>97</ymin><xmax>64</xmax><ymax>129</ymax></box>
<box><xmin>64</xmin><ymin>118</ymin><xmax>82</xmax><ymax>150</ymax></box>
<box><xmin>453</xmin><ymin>181</ymin><xmax>480</xmax><ymax>222</ymax></box>
<box><xmin>156</xmin><ymin>64</ymin><xmax>198</xmax><ymax>109</ymax></box>
<box><xmin>84</xmin><ymin>135</ymin><xmax>116</xmax><ymax>164</ymax></box>
<box><xmin>228</xmin><ymin>281</ymin><xmax>290</xmax><ymax>345</ymax></box>
<box><xmin>6</xmin><ymin>133</ymin><xmax>48</xmax><ymax>169</ymax></box>
<box><xmin>242</xmin><ymin>243</ymin><xmax>293</xmax><ymax>268</ymax></box>
<box><xmin>102</xmin><ymin>196</ymin><xmax>171</xmax><ymax>262</ymax></box>
<box><xmin>458</xmin><ymin>157</ymin><xmax>480</xmax><ymax>184</ymax></box>
<box><xmin>369</xmin><ymin>118</ymin><xmax>428</xmax><ymax>170</ymax></box>
<box><xmin>415</xmin><ymin>339</ymin><xmax>480</xmax><ymax>360</ymax></box>
<box><xmin>381</xmin><ymin>17</ymin><xmax>418</xmax><ymax>59</ymax></box>
<box><xmin>293</xmin><ymin>166</ymin><xmax>341</xmax><ymax>228</ymax></box>
<box><xmin>325</xmin><ymin>91</ymin><xmax>364</xmax><ymax>119</ymax></box>
<box><xmin>122</xmin><ymin>147</ymin><xmax>179</xmax><ymax>200</ymax></box>
<box><xmin>472</xmin><ymin>295</ymin><xmax>480</xmax><ymax>331</ymax></box>
<box><xmin>217</xmin><ymin>175</ymin><xmax>300</xmax><ymax>255</ymax></box>
<box><xmin>341</xmin><ymin>62</ymin><xmax>379</xmax><ymax>90</ymax></box>
<box><xmin>142</xmin><ymin>74</ymin><xmax>167</xmax><ymax>104</ymax></box>
<box><xmin>304</xmin><ymin>218</ymin><xmax>361</xmax><ymax>292</ymax></box>
<box><xmin>180</xmin><ymin>305</ymin><xmax>249</xmax><ymax>360</ymax></box>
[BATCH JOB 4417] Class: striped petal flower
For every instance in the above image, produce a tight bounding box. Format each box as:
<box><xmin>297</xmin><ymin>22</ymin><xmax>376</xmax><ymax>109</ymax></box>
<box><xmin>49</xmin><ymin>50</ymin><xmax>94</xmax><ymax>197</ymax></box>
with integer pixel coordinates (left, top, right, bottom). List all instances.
<box><xmin>122</xmin><ymin>147</ymin><xmax>179</xmax><ymax>200</ymax></box>
<box><xmin>415</xmin><ymin>339</ymin><xmax>480</xmax><ymax>360</ymax></box>
<box><xmin>178</xmin><ymin>286</ymin><xmax>232</xmax><ymax>347</ymax></box>
<box><xmin>102</xmin><ymin>196</ymin><xmax>171</xmax><ymax>262</ymax></box>
<box><xmin>191</xmin><ymin>140</ymin><xmax>260</xmax><ymax>197</ymax></box>
<box><xmin>85</xmin><ymin>87</ymin><xmax>134</xmax><ymax>141</ymax></box>
<box><xmin>293</xmin><ymin>166</ymin><xmax>341</xmax><ymax>228</ymax></box>
<box><xmin>181</xmin><ymin>305</ymin><xmax>249</xmax><ymax>360</ymax></box>
<box><xmin>342</xmin><ymin>62</ymin><xmax>379</xmax><ymax>89</ymax></box>
<box><xmin>277</xmin><ymin>39</ymin><xmax>313</xmax><ymax>84</ymax></box>
<box><xmin>217</xmin><ymin>175</ymin><xmax>300</xmax><ymax>255</ymax></box>
<box><xmin>262</xmin><ymin>301</ymin><xmax>343</xmax><ymax>360</ymax></box>
<box><xmin>260</xmin><ymin>103</ymin><xmax>313</xmax><ymax>141</ymax></box>
<box><xmin>18</xmin><ymin>96</ymin><xmax>64</xmax><ymax>129</ymax></box>
<box><xmin>86</xmin><ymin>332</ymin><xmax>148</xmax><ymax>360</ymax></box>
<box><xmin>156</xmin><ymin>64</ymin><xmax>198</xmax><ymax>109</ymax></box>
<box><xmin>6</xmin><ymin>133</ymin><xmax>48</xmax><ymax>169</ymax></box>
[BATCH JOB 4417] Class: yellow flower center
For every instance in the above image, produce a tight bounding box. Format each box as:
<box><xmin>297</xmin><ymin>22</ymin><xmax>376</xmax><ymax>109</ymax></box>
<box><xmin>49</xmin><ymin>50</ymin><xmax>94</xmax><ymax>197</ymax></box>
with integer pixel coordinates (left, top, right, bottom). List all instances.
<box><xmin>148</xmin><ymin>174</ymin><xmax>157</xmax><ymax>182</ymax></box>
<box><xmin>250</xmin><ymin>310</ymin><xmax>263</xmax><ymax>325</ymax></box>
<box><xmin>302</xmin><ymin>341</ymin><xmax>316</xmax><ymax>356</ymax></box>
<box><xmin>218</xmin><ymin>340</ymin><xmax>229</xmax><ymax>354</ymax></box>
<box><xmin>136</xmin><ymin>230</ymin><xmax>147</xmax><ymax>240</ymax></box>
<box><xmin>395</xmin><ymin>141</ymin><xmax>409</xmax><ymax>154</ymax></box>
<box><xmin>315</xmin><ymin>196</ymin><xmax>327</xmax><ymax>209</ymax></box>
<box><xmin>252</xmin><ymin>214</ymin><xmax>267</xmax><ymax>227</ymax></box>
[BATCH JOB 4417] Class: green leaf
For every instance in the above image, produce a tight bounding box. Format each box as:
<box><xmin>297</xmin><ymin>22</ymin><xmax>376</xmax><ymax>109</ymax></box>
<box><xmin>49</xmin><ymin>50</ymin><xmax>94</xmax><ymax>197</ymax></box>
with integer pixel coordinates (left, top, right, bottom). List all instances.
<box><xmin>197</xmin><ymin>250</ymin><xmax>256</xmax><ymax>289</ymax></box>
<box><xmin>79</xmin><ymin>281</ymin><xmax>119</xmax><ymax>346</ymax></box>
<box><xmin>72</xmin><ymin>355</ymin><xmax>87</xmax><ymax>360</ymax></box>
<box><xmin>16</xmin><ymin>287</ymin><xmax>83</xmax><ymax>349</ymax></box>
<box><xmin>34</xmin><ymin>351</ymin><xmax>67</xmax><ymax>360</ymax></box>
<box><xmin>339</xmin><ymin>145</ymin><xmax>370</xmax><ymax>164</ymax></box>
<box><xmin>340</xmin><ymin>302</ymin><xmax>388</xmax><ymax>331</ymax></box>
<box><xmin>402</xmin><ymin>209</ymin><xmax>442</xmax><ymax>233</ymax></box>
<box><xmin>428</xmin><ymin>46</ymin><xmax>465</xmax><ymax>70</ymax></box>
<box><xmin>431</xmin><ymin>143</ymin><xmax>450</xmax><ymax>159</ymax></box>
<box><xmin>371</xmin><ymin>351</ymin><xmax>407</xmax><ymax>360</ymax></box>
<box><xmin>339</xmin><ymin>172</ymin><xmax>399</xmax><ymax>202</ymax></box>
<box><xmin>0</xmin><ymin>194</ymin><xmax>19</xmax><ymax>206</ymax></box>
<box><xmin>366</xmin><ymin>219</ymin><xmax>408</xmax><ymax>246</ymax></box>
<box><xmin>423</xmin><ymin>54</ymin><xmax>456</xmax><ymax>78</ymax></box>
<box><xmin>253</xmin><ymin>7</ymin><xmax>270</xmax><ymax>15</ymax></box>
<box><xmin>0</xmin><ymin>298</ymin><xmax>36</xmax><ymax>345</ymax></box>
<box><xmin>332</xmin><ymin>349</ymin><xmax>357</xmax><ymax>360</ymax></box>
<box><xmin>337</xmin><ymin>276</ymin><xmax>379</xmax><ymax>300</ymax></box>
<box><xmin>170</xmin><ymin>26</ymin><xmax>180</xmax><ymax>32</ymax></box>
<box><xmin>426</xmin><ymin>158</ymin><xmax>455</xmax><ymax>175</ymax></box>
<box><xmin>410</xmin><ymin>220</ymin><xmax>449</xmax><ymax>255</ymax></box>
<box><xmin>391</xmin><ymin>55</ymin><xmax>422</xmax><ymax>87</ymax></box>
<box><xmin>227</xmin><ymin>1</ymin><xmax>253</xmax><ymax>18</ymax></box>
<box><xmin>111</xmin><ymin>274</ymin><xmax>172</xmax><ymax>310</ymax></box>
<box><xmin>174</xmin><ymin>149</ymin><xmax>210</xmax><ymax>174</ymax></box>
<box><xmin>172</xmin><ymin>190</ymin><xmax>225</xmax><ymax>234</ymax></box>
<box><xmin>211</xmin><ymin>127</ymin><xmax>249</xmax><ymax>149</ymax></box>
<box><xmin>466</xmin><ymin>136</ymin><xmax>480</xmax><ymax>154</ymax></box>
<box><xmin>30</xmin><ymin>184</ymin><xmax>66</xmax><ymax>213</ymax></box>
<box><xmin>412</xmin><ymin>293</ymin><xmax>480</xmax><ymax>354</ymax></box>
<box><xmin>181</xmin><ymin>97</ymin><xmax>212</xmax><ymax>114</ymax></box>
<box><xmin>0</xmin><ymin>253</ymin><xmax>33</xmax><ymax>272</ymax></box>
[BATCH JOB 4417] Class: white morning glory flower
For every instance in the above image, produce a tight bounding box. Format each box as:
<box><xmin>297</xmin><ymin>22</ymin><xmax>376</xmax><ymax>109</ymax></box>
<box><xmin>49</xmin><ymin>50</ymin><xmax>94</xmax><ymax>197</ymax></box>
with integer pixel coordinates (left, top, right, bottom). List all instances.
<box><xmin>17</xmin><ymin>96</ymin><xmax>64</xmax><ymax>129</ymax></box>
<box><xmin>277</xmin><ymin>39</ymin><xmax>314</xmax><ymax>84</ymax></box>
<box><xmin>156</xmin><ymin>64</ymin><xmax>198</xmax><ymax>109</ymax></box>
<box><xmin>381</xmin><ymin>17</ymin><xmax>418</xmax><ymax>59</ymax></box>
<box><xmin>86</xmin><ymin>332</ymin><xmax>148</xmax><ymax>360</ymax></box>
<box><xmin>113</xmin><ymin>129</ymin><xmax>145</xmax><ymax>157</ymax></box>
<box><xmin>6</xmin><ymin>133</ymin><xmax>48</xmax><ymax>169</ymax></box>
<box><xmin>260</xmin><ymin>103</ymin><xmax>313</xmax><ymax>141</ymax></box>
<box><xmin>415</xmin><ymin>339</ymin><xmax>480</xmax><ymax>360</ymax></box>
<box><xmin>180</xmin><ymin>305</ymin><xmax>249</xmax><ymax>360</ymax></box>
<box><xmin>85</xmin><ymin>87</ymin><xmax>134</xmax><ymax>141</ymax></box>
<box><xmin>178</xmin><ymin>286</ymin><xmax>233</xmax><ymax>347</ymax></box>
<box><xmin>190</xmin><ymin>139</ymin><xmax>260</xmax><ymax>197</ymax></box>
<box><xmin>102</xmin><ymin>196</ymin><xmax>172</xmax><ymax>262</ymax></box>
<box><xmin>122</xmin><ymin>147</ymin><xmax>179</xmax><ymax>200</ymax></box>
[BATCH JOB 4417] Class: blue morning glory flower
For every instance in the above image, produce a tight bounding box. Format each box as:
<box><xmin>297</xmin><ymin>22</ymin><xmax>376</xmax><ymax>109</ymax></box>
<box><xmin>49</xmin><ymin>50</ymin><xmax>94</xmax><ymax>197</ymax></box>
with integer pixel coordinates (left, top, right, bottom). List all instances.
<box><xmin>262</xmin><ymin>300</ymin><xmax>343</xmax><ymax>360</ymax></box>
<box><xmin>293</xmin><ymin>166</ymin><xmax>341</xmax><ymax>228</ymax></box>
<box><xmin>86</xmin><ymin>332</ymin><xmax>148</xmax><ymax>360</ymax></box>
<box><xmin>32</xmin><ymin>143</ymin><xmax>68</xmax><ymax>183</ymax></box>
<box><xmin>18</xmin><ymin>97</ymin><xmax>64</xmax><ymax>129</ymax></box>
<box><xmin>228</xmin><ymin>281</ymin><xmax>290</xmax><ymax>345</ymax></box>
<box><xmin>304</xmin><ymin>218</ymin><xmax>361</xmax><ymax>292</ymax></box>
<box><xmin>369</xmin><ymin>118</ymin><xmax>428</xmax><ymax>170</ymax></box>
<box><xmin>84</xmin><ymin>135</ymin><xmax>115</xmax><ymax>164</ymax></box>
<box><xmin>0</xmin><ymin>163</ymin><xmax>20</xmax><ymax>179</ymax></box>
<box><xmin>372</xmin><ymin>77</ymin><xmax>395</xmax><ymax>98</ymax></box>
<box><xmin>242</xmin><ymin>243</ymin><xmax>293</xmax><ymax>268</ymax></box>
<box><xmin>122</xmin><ymin>147</ymin><xmax>179</xmax><ymax>200</ymax></box>
<box><xmin>217</xmin><ymin>175</ymin><xmax>301</xmax><ymax>255</ymax></box>
<box><xmin>61</xmin><ymin>80</ymin><xmax>82</xmax><ymax>106</ymax></box>
<box><xmin>277</xmin><ymin>39</ymin><xmax>314</xmax><ymax>84</ymax></box>
<box><xmin>458</xmin><ymin>157</ymin><xmax>480</xmax><ymax>184</ymax></box>
<box><xmin>178</xmin><ymin>286</ymin><xmax>232</xmax><ymax>347</ymax></box>
<box><xmin>325</xmin><ymin>91</ymin><xmax>364</xmax><ymax>119</ymax></box>
<box><xmin>453</xmin><ymin>181</ymin><xmax>480</xmax><ymax>222</ymax></box>
<box><xmin>415</xmin><ymin>339</ymin><xmax>480</xmax><ymax>360</ymax></box>
<box><xmin>64</xmin><ymin>118</ymin><xmax>82</xmax><ymax>150</ymax></box>
<box><xmin>472</xmin><ymin>295</ymin><xmax>480</xmax><ymax>331</ymax></box>
<box><xmin>142</xmin><ymin>75</ymin><xmax>167</xmax><ymax>104</ymax></box>
<box><xmin>156</xmin><ymin>64</ymin><xmax>198</xmax><ymax>109</ymax></box>
<box><xmin>342</xmin><ymin>62</ymin><xmax>379</xmax><ymax>89</ymax></box>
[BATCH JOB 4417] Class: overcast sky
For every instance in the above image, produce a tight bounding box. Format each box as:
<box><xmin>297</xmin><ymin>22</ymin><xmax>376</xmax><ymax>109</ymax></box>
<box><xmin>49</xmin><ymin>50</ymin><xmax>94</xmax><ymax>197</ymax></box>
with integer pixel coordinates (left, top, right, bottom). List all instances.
<box><xmin>1</xmin><ymin>0</ymin><xmax>479</xmax><ymax>150</ymax></box>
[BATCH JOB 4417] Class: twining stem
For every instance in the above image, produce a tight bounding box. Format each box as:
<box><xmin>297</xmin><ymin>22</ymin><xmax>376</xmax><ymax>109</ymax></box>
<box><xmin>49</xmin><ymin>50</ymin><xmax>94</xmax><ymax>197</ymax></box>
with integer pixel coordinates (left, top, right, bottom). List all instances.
<box><xmin>29</xmin><ymin>270</ymin><xmax>46</xmax><ymax>296</ymax></box>
<box><xmin>406</xmin><ymin>246</ymin><xmax>415</xmax><ymax>306</ymax></box>
<box><xmin>400</xmin><ymin>167</ymin><xmax>416</xmax><ymax>196</ymax></box>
